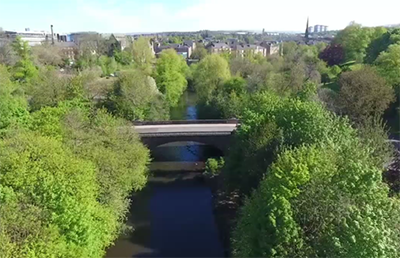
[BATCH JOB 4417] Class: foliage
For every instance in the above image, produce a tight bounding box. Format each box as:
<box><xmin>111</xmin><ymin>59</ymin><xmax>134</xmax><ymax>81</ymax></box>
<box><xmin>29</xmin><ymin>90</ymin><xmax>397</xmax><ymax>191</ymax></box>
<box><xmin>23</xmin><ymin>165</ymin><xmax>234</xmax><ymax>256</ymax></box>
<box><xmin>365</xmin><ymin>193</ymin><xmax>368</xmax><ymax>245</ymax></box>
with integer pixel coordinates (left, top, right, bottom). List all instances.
<box><xmin>25</xmin><ymin>67</ymin><xmax>71</xmax><ymax>111</ymax></box>
<box><xmin>114</xmin><ymin>49</ymin><xmax>133</xmax><ymax>65</ymax></box>
<box><xmin>190</xmin><ymin>44</ymin><xmax>208</xmax><ymax>60</ymax></box>
<box><xmin>319</xmin><ymin>44</ymin><xmax>345</xmax><ymax>66</ymax></box>
<box><xmin>365</xmin><ymin>28</ymin><xmax>400</xmax><ymax>64</ymax></box>
<box><xmin>154</xmin><ymin>49</ymin><xmax>188</xmax><ymax>107</ymax></box>
<box><xmin>223</xmin><ymin>92</ymin><xmax>349</xmax><ymax>196</ymax></box>
<box><xmin>375</xmin><ymin>43</ymin><xmax>400</xmax><ymax>87</ymax></box>
<box><xmin>337</xmin><ymin>66</ymin><xmax>395</xmax><ymax>123</ymax></box>
<box><xmin>131</xmin><ymin>37</ymin><xmax>154</xmax><ymax>75</ymax></box>
<box><xmin>0</xmin><ymin>65</ymin><xmax>30</xmax><ymax>135</ymax></box>
<box><xmin>105</xmin><ymin>69</ymin><xmax>169</xmax><ymax>121</ymax></box>
<box><xmin>0</xmin><ymin>132</ymin><xmax>110</xmax><ymax>257</ymax></box>
<box><xmin>232</xmin><ymin>142</ymin><xmax>400</xmax><ymax>258</ymax></box>
<box><xmin>0</xmin><ymin>40</ymin><xmax>19</xmax><ymax>66</ymax></box>
<box><xmin>204</xmin><ymin>157</ymin><xmax>225</xmax><ymax>177</ymax></box>
<box><xmin>14</xmin><ymin>100</ymin><xmax>150</xmax><ymax>257</ymax></box>
<box><xmin>31</xmin><ymin>43</ymin><xmax>64</xmax><ymax>67</ymax></box>
<box><xmin>334</xmin><ymin>23</ymin><xmax>373</xmax><ymax>62</ymax></box>
<box><xmin>98</xmin><ymin>55</ymin><xmax>118</xmax><ymax>76</ymax></box>
<box><xmin>11</xmin><ymin>37</ymin><xmax>38</xmax><ymax>82</ymax></box>
<box><xmin>193</xmin><ymin>54</ymin><xmax>230</xmax><ymax>103</ymax></box>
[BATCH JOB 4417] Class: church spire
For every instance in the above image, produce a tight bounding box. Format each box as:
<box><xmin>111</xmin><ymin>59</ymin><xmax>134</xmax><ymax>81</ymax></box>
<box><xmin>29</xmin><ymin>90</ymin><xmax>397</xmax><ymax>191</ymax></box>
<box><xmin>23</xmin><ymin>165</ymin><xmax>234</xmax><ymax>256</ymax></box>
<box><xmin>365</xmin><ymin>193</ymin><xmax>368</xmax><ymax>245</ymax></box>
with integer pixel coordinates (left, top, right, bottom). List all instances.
<box><xmin>305</xmin><ymin>16</ymin><xmax>310</xmax><ymax>42</ymax></box>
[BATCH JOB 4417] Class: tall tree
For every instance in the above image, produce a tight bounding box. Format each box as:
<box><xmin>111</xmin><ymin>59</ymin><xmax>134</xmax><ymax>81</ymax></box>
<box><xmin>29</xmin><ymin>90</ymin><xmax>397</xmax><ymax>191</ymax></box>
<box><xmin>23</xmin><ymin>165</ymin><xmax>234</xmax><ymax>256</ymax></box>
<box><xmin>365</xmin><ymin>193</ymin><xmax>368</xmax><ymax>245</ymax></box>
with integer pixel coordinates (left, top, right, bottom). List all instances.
<box><xmin>334</xmin><ymin>23</ymin><xmax>373</xmax><ymax>62</ymax></box>
<box><xmin>131</xmin><ymin>37</ymin><xmax>154</xmax><ymax>75</ymax></box>
<box><xmin>193</xmin><ymin>54</ymin><xmax>231</xmax><ymax>103</ymax></box>
<box><xmin>11</xmin><ymin>36</ymin><xmax>38</xmax><ymax>82</ymax></box>
<box><xmin>375</xmin><ymin>43</ymin><xmax>400</xmax><ymax>87</ymax></box>
<box><xmin>337</xmin><ymin>67</ymin><xmax>395</xmax><ymax>122</ymax></box>
<box><xmin>154</xmin><ymin>49</ymin><xmax>188</xmax><ymax>107</ymax></box>
<box><xmin>106</xmin><ymin>69</ymin><xmax>168</xmax><ymax>121</ymax></box>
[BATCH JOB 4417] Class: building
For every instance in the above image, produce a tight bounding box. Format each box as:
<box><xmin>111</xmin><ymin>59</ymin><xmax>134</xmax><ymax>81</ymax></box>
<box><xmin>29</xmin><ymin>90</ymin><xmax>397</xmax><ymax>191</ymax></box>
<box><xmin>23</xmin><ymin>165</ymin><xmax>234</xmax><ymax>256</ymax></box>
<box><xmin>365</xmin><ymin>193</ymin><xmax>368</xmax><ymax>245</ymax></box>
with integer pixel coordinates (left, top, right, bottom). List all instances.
<box><xmin>152</xmin><ymin>40</ymin><xmax>196</xmax><ymax>59</ymax></box>
<box><xmin>308</xmin><ymin>26</ymin><xmax>314</xmax><ymax>33</ymax></box>
<box><xmin>55</xmin><ymin>41</ymin><xmax>78</xmax><ymax>61</ymax></box>
<box><xmin>207</xmin><ymin>40</ymin><xmax>281</xmax><ymax>57</ymax></box>
<box><xmin>3</xmin><ymin>29</ymin><xmax>47</xmax><ymax>46</ymax></box>
<box><xmin>207</xmin><ymin>42</ymin><xmax>231</xmax><ymax>54</ymax></box>
<box><xmin>313</xmin><ymin>25</ymin><xmax>328</xmax><ymax>33</ymax></box>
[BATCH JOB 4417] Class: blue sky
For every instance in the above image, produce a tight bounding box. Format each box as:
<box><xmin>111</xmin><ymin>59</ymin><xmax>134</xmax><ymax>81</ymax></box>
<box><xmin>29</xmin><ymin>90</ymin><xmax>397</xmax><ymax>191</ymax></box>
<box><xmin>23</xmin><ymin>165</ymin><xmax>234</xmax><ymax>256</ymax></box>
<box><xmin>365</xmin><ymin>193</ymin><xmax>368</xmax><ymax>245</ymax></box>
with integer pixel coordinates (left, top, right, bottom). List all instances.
<box><xmin>0</xmin><ymin>0</ymin><xmax>399</xmax><ymax>33</ymax></box>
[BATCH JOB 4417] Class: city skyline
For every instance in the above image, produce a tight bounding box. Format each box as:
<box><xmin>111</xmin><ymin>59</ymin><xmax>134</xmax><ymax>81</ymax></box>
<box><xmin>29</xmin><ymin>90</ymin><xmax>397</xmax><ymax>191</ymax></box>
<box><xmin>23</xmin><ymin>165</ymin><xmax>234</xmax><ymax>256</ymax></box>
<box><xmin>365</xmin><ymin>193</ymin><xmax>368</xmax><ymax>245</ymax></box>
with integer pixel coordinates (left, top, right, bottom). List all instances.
<box><xmin>0</xmin><ymin>0</ymin><xmax>399</xmax><ymax>33</ymax></box>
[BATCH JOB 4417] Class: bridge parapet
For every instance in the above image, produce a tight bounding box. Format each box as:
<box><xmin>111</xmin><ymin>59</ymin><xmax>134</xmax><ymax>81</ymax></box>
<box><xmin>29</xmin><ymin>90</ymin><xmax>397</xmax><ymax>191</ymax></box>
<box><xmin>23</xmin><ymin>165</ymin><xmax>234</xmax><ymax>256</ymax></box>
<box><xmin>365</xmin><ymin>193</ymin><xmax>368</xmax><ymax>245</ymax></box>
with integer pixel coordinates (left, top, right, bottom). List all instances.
<box><xmin>133</xmin><ymin>119</ymin><xmax>239</xmax><ymax>126</ymax></box>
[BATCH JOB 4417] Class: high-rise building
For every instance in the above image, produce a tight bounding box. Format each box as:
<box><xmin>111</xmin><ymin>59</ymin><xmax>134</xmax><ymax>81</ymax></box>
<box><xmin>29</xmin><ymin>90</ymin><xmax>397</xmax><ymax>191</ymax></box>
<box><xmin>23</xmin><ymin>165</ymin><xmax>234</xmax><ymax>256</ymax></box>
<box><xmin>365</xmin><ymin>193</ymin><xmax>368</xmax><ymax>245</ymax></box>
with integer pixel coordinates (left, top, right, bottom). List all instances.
<box><xmin>308</xmin><ymin>26</ymin><xmax>313</xmax><ymax>33</ymax></box>
<box><xmin>314</xmin><ymin>25</ymin><xmax>328</xmax><ymax>33</ymax></box>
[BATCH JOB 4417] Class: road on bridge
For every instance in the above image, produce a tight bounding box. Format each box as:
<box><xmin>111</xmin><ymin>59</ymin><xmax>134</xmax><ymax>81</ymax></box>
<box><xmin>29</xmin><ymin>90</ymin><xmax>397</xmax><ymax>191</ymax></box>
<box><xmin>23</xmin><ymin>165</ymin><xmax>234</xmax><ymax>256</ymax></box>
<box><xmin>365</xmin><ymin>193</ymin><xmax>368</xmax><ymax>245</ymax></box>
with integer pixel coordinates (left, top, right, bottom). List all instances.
<box><xmin>133</xmin><ymin>124</ymin><xmax>237</xmax><ymax>134</ymax></box>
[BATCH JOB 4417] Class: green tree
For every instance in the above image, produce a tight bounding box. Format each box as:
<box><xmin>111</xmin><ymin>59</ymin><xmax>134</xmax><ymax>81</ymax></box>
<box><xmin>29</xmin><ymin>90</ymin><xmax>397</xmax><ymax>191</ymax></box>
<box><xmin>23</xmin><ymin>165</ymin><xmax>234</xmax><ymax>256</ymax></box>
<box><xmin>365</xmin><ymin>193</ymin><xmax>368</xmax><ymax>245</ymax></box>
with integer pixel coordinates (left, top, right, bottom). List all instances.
<box><xmin>232</xmin><ymin>141</ymin><xmax>400</xmax><ymax>258</ymax></box>
<box><xmin>193</xmin><ymin>54</ymin><xmax>230</xmax><ymax>103</ymax></box>
<box><xmin>25</xmin><ymin>67</ymin><xmax>70</xmax><ymax>111</ymax></box>
<box><xmin>375</xmin><ymin>43</ymin><xmax>400</xmax><ymax>87</ymax></box>
<box><xmin>106</xmin><ymin>69</ymin><xmax>168</xmax><ymax>121</ymax></box>
<box><xmin>0</xmin><ymin>65</ymin><xmax>30</xmax><ymax>135</ymax></box>
<box><xmin>154</xmin><ymin>49</ymin><xmax>188</xmax><ymax>107</ymax></box>
<box><xmin>11</xmin><ymin>36</ymin><xmax>38</xmax><ymax>82</ymax></box>
<box><xmin>98</xmin><ymin>55</ymin><xmax>118</xmax><ymax>76</ymax></box>
<box><xmin>337</xmin><ymin>67</ymin><xmax>395</xmax><ymax>122</ymax></box>
<box><xmin>190</xmin><ymin>44</ymin><xmax>208</xmax><ymax>60</ymax></box>
<box><xmin>0</xmin><ymin>131</ymin><xmax>111</xmax><ymax>257</ymax></box>
<box><xmin>334</xmin><ymin>23</ymin><xmax>373</xmax><ymax>62</ymax></box>
<box><xmin>131</xmin><ymin>37</ymin><xmax>154</xmax><ymax>75</ymax></box>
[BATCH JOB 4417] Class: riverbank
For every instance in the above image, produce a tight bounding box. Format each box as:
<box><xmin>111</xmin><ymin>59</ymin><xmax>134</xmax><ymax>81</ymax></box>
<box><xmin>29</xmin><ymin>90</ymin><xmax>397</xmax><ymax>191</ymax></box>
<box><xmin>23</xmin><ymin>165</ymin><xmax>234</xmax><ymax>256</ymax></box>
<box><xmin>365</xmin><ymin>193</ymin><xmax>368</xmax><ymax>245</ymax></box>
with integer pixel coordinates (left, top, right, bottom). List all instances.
<box><xmin>204</xmin><ymin>175</ymin><xmax>241</xmax><ymax>257</ymax></box>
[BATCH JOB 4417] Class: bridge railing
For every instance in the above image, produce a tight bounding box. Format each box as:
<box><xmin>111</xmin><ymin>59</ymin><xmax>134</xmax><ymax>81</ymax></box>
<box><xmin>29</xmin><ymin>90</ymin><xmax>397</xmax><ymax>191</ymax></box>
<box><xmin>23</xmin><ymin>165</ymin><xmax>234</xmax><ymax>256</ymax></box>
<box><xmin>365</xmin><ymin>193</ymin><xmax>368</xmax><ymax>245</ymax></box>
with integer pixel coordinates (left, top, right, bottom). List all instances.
<box><xmin>133</xmin><ymin>119</ymin><xmax>239</xmax><ymax>125</ymax></box>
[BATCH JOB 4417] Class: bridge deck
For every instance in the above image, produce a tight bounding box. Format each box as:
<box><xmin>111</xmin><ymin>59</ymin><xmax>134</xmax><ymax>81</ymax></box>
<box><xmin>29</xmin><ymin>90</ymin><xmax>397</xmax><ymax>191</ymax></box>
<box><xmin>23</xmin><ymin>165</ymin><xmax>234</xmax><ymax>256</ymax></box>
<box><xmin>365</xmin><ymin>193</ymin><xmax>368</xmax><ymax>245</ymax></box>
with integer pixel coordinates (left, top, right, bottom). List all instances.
<box><xmin>133</xmin><ymin>124</ymin><xmax>237</xmax><ymax>135</ymax></box>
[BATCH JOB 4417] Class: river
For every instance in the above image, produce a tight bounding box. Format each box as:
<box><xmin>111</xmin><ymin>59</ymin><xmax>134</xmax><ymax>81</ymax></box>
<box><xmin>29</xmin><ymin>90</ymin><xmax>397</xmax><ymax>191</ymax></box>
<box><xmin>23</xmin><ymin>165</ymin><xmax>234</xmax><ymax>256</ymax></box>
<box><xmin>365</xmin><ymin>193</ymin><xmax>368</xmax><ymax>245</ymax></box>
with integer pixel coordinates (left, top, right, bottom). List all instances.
<box><xmin>106</xmin><ymin>91</ymin><xmax>225</xmax><ymax>257</ymax></box>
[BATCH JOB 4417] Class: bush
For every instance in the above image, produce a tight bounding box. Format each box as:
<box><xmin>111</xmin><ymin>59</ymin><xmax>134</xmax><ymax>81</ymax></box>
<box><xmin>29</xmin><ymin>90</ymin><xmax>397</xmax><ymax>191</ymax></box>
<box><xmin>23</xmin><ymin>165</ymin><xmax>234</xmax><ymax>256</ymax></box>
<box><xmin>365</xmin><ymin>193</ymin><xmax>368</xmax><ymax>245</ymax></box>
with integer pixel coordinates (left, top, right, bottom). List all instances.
<box><xmin>205</xmin><ymin>157</ymin><xmax>225</xmax><ymax>177</ymax></box>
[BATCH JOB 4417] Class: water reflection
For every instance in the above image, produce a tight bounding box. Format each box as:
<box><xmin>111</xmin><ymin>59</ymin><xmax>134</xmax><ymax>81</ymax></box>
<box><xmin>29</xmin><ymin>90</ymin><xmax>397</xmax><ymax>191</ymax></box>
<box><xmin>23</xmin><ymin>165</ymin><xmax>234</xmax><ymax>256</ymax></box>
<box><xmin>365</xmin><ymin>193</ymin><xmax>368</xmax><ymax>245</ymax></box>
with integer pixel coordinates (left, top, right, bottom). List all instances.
<box><xmin>151</xmin><ymin>142</ymin><xmax>223</xmax><ymax>162</ymax></box>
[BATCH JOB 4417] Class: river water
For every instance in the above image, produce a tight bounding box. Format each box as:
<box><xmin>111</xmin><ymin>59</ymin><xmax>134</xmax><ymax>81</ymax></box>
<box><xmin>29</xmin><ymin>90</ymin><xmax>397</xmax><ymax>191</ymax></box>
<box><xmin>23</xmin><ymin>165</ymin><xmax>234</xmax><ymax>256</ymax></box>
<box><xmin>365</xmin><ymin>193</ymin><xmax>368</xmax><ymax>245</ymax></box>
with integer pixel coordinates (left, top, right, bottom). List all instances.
<box><xmin>106</xmin><ymin>91</ymin><xmax>225</xmax><ymax>257</ymax></box>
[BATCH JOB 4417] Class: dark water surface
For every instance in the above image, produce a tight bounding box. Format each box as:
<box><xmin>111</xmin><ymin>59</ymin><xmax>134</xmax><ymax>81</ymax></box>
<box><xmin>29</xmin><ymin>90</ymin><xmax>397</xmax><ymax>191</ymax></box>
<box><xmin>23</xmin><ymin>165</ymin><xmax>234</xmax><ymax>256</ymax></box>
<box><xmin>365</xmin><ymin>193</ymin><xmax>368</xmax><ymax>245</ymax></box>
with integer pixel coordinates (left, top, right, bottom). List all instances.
<box><xmin>106</xmin><ymin>91</ymin><xmax>224</xmax><ymax>257</ymax></box>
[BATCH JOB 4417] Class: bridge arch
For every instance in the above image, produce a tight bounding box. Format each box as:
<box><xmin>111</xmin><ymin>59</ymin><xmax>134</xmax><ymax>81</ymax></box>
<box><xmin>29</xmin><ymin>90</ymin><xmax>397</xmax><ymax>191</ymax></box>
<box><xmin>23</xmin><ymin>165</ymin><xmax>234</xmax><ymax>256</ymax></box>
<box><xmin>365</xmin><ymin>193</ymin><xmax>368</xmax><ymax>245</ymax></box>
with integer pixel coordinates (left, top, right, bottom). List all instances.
<box><xmin>140</xmin><ymin>134</ymin><xmax>232</xmax><ymax>154</ymax></box>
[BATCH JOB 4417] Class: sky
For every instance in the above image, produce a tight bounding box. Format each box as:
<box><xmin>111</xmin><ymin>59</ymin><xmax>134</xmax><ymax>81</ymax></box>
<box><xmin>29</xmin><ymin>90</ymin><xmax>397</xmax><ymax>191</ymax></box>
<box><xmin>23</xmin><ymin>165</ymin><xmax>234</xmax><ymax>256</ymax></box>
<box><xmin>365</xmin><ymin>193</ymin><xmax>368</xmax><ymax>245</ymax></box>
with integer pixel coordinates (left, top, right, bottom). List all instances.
<box><xmin>0</xmin><ymin>0</ymin><xmax>399</xmax><ymax>34</ymax></box>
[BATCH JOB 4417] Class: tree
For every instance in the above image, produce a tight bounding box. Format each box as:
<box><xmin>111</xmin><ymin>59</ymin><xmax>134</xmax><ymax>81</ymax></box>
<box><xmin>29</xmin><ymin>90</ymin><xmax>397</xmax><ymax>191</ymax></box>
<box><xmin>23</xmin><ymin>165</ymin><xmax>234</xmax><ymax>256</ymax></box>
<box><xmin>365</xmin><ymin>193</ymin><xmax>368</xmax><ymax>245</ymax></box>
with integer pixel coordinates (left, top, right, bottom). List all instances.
<box><xmin>190</xmin><ymin>43</ymin><xmax>208</xmax><ymax>60</ymax></box>
<box><xmin>366</xmin><ymin>35</ymin><xmax>390</xmax><ymax>63</ymax></box>
<box><xmin>375</xmin><ymin>43</ymin><xmax>400</xmax><ymax>87</ymax></box>
<box><xmin>0</xmin><ymin>40</ymin><xmax>18</xmax><ymax>66</ymax></box>
<box><xmin>334</xmin><ymin>24</ymin><xmax>373</xmax><ymax>62</ymax></box>
<box><xmin>154</xmin><ymin>49</ymin><xmax>188</xmax><ymax>107</ymax></box>
<box><xmin>114</xmin><ymin>49</ymin><xmax>133</xmax><ymax>65</ymax></box>
<box><xmin>11</xmin><ymin>36</ymin><xmax>38</xmax><ymax>82</ymax></box>
<box><xmin>193</xmin><ymin>54</ymin><xmax>230</xmax><ymax>103</ymax></box>
<box><xmin>31</xmin><ymin>43</ymin><xmax>63</xmax><ymax>67</ymax></box>
<box><xmin>0</xmin><ymin>131</ymin><xmax>111</xmax><ymax>257</ymax></box>
<box><xmin>106</xmin><ymin>69</ymin><xmax>168</xmax><ymax>121</ymax></box>
<box><xmin>0</xmin><ymin>65</ymin><xmax>30</xmax><ymax>135</ymax></box>
<box><xmin>337</xmin><ymin>67</ymin><xmax>395</xmax><ymax>122</ymax></box>
<box><xmin>131</xmin><ymin>37</ymin><xmax>154</xmax><ymax>75</ymax></box>
<box><xmin>232</xmin><ymin>142</ymin><xmax>400</xmax><ymax>258</ymax></box>
<box><xmin>98</xmin><ymin>55</ymin><xmax>118</xmax><ymax>76</ymax></box>
<box><xmin>25</xmin><ymin>67</ymin><xmax>70</xmax><ymax>111</ymax></box>
<box><xmin>319</xmin><ymin>44</ymin><xmax>345</xmax><ymax>66</ymax></box>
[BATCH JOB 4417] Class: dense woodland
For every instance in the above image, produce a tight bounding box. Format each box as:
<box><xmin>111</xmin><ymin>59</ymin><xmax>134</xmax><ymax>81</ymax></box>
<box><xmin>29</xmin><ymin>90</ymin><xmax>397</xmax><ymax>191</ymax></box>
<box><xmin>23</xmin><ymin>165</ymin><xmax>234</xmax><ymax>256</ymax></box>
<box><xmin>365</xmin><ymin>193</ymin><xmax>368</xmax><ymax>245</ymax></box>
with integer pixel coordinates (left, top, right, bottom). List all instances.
<box><xmin>0</xmin><ymin>23</ymin><xmax>399</xmax><ymax>257</ymax></box>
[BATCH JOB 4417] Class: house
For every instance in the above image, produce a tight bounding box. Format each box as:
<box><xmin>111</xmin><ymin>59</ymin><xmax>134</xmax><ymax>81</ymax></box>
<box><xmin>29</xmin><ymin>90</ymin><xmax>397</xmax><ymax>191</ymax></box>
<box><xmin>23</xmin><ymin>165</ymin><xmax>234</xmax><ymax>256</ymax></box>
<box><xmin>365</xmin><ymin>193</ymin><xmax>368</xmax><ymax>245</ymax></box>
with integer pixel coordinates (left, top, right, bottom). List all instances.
<box><xmin>259</xmin><ymin>41</ymin><xmax>281</xmax><ymax>55</ymax></box>
<box><xmin>55</xmin><ymin>41</ymin><xmax>78</xmax><ymax>61</ymax></box>
<box><xmin>207</xmin><ymin>42</ymin><xmax>231</xmax><ymax>54</ymax></box>
<box><xmin>207</xmin><ymin>40</ymin><xmax>281</xmax><ymax>57</ymax></box>
<box><xmin>152</xmin><ymin>41</ymin><xmax>196</xmax><ymax>59</ymax></box>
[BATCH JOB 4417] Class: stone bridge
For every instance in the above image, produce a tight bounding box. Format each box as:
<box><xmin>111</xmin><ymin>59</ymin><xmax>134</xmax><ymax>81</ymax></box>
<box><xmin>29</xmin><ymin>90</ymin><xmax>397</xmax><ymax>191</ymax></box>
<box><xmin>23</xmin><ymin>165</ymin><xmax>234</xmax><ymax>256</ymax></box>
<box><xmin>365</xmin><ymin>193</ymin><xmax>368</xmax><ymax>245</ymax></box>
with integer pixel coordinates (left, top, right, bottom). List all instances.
<box><xmin>133</xmin><ymin>119</ymin><xmax>239</xmax><ymax>153</ymax></box>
